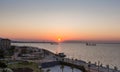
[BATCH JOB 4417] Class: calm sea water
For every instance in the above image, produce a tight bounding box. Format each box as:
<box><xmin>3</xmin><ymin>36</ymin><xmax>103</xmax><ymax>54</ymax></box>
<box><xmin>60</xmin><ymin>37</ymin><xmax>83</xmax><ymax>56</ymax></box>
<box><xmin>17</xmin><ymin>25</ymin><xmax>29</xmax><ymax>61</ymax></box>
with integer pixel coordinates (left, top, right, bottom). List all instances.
<box><xmin>12</xmin><ymin>43</ymin><xmax>120</xmax><ymax>69</ymax></box>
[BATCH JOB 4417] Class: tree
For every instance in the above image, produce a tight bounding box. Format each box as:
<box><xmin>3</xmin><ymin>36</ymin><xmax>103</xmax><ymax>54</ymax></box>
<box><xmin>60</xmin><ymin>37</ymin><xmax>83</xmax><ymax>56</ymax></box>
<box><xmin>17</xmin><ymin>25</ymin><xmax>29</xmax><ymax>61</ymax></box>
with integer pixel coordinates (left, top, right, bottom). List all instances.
<box><xmin>100</xmin><ymin>63</ymin><xmax>103</xmax><ymax>67</ymax></box>
<box><xmin>21</xmin><ymin>48</ymin><xmax>27</xmax><ymax>54</ymax></box>
<box><xmin>0</xmin><ymin>62</ymin><xmax>7</xmax><ymax>68</ymax></box>
<box><xmin>39</xmin><ymin>66</ymin><xmax>44</xmax><ymax>72</ymax></box>
<box><xmin>94</xmin><ymin>62</ymin><xmax>97</xmax><ymax>66</ymax></box>
<box><xmin>2</xmin><ymin>68</ymin><xmax>13</xmax><ymax>72</ymax></box>
<box><xmin>88</xmin><ymin>61</ymin><xmax>91</xmax><ymax>72</ymax></box>
<box><xmin>60</xmin><ymin>64</ymin><xmax>64</xmax><ymax>72</ymax></box>
<box><xmin>46</xmin><ymin>69</ymin><xmax>50</xmax><ymax>72</ymax></box>
<box><xmin>0</xmin><ymin>62</ymin><xmax>13</xmax><ymax>72</ymax></box>
<box><xmin>2</xmin><ymin>69</ymin><xmax>7</xmax><ymax>72</ymax></box>
<box><xmin>71</xmin><ymin>66</ymin><xmax>74</xmax><ymax>72</ymax></box>
<box><xmin>106</xmin><ymin>65</ymin><xmax>109</xmax><ymax>72</ymax></box>
<box><xmin>114</xmin><ymin>66</ymin><xmax>118</xmax><ymax>72</ymax></box>
<box><xmin>0</xmin><ymin>49</ymin><xmax>4</xmax><ymax>59</ymax></box>
<box><xmin>7</xmin><ymin>46</ymin><xmax>15</xmax><ymax>56</ymax></box>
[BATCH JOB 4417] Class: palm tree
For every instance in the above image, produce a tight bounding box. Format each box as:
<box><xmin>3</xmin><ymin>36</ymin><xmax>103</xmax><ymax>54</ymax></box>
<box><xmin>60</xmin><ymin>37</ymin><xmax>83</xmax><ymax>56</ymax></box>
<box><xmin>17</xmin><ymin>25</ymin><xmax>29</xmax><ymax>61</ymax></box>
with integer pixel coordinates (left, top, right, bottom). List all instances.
<box><xmin>0</xmin><ymin>62</ymin><xmax>7</xmax><ymax>72</ymax></box>
<box><xmin>88</xmin><ymin>61</ymin><xmax>91</xmax><ymax>72</ymax></box>
<box><xmin>106</xmin><ymin>65</ymin><xmax>109</xmax><ymax>72</ymax></box>
<box><xmin>60</xmin><ymin>64</ymin><xmax>64</xmax><ymax>72</ymax></box>
<box><xmin>100</xmin><ymin>63</ymin><xmax>103</xmax><ymax>67</ymax></box>
<box><xmin>113</xmin><ymin>66</ymin><xmax>117</xmax><ymax>72</ymax></box>
<box><xmin>2</xmin><ymin>69</ymin><xmax>7</xmax><ymax>72</ymax></box>
<box><xmin>46</xmin><ymin>69</ymin><xmax>50</xmax><ymax>72</ymax></box>
<box><xmin>0</xmin><ymin>62</ymin><xmax>13</xmax><ymax>72</ymax></box>
<box><xmin>71</xmin><ymin>66</ymin><xmax>74</xmax><ymax>72</ymax></box>
<box><xmin>39</xmin><ymin>67</ymin><xmax>42</xmax><ymax>72</ymax></box>
<box><xmin>94</xmin><ymin>62</ymin><xmax>97</xmax><ymax>66</ymax></box>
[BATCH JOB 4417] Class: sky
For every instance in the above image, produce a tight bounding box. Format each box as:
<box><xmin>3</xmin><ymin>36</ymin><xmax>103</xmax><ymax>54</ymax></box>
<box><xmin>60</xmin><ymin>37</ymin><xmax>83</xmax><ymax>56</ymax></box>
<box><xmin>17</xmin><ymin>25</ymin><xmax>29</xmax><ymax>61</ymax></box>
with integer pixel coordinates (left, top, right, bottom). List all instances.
<box><xmin>0</xmin><ymin>0</ymin><xmax>120</xmax><ymax>42</ymax></box>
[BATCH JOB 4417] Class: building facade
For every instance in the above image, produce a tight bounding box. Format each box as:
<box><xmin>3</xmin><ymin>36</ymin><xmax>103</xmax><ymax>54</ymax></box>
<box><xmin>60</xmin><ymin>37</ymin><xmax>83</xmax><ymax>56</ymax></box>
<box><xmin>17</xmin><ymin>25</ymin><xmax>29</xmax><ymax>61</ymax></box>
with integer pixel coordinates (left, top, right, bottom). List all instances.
<box><xmin>0</xmin><ymin>38</ymin><xmax>11</xmax><ymax>49</ymax></box>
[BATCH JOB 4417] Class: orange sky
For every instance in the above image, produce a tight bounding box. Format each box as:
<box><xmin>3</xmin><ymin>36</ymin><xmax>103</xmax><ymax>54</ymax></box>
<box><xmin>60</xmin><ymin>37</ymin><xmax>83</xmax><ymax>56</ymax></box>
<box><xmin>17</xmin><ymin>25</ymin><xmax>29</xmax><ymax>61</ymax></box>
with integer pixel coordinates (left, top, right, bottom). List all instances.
<box><xmin>0</xmin><ymin>0</ymin><xmax>120</xmax><ymax>42</ymax></box>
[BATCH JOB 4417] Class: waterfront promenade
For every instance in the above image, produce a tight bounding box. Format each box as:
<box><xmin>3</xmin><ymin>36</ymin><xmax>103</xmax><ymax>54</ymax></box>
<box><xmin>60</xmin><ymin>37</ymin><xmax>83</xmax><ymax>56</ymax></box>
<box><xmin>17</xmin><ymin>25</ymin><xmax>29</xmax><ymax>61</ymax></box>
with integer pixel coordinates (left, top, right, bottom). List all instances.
<box><xmin>36</xmin><ymin>49</ymin><xmax>120</xmax><ymax>72</ymax></box>
<box><xmin>2</xmin><ymin>45</ymin><xmax>119</xmax><ymax>72</ymax></box>
<box><xmin>56</xmin><ymin>57</ymin><xmax>120</xmax><ymax>72</ymax></box>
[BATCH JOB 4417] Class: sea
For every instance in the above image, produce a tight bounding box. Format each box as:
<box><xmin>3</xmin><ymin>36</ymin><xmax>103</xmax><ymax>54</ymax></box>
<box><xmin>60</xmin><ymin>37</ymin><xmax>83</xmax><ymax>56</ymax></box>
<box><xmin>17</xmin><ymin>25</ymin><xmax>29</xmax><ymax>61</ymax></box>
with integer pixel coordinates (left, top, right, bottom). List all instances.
<box><xmin>12</xmin><ymin>43</ymin><xmax>120</xmax><ymax>69</ymax></box>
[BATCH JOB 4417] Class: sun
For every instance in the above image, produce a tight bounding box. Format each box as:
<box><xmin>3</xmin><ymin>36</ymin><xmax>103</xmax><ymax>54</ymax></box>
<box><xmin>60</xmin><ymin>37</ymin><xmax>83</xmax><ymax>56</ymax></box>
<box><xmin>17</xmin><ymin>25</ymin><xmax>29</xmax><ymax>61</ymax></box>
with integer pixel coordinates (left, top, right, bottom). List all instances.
<box><xmin>58</xmin><ymin>38</ymin><xmax>61</xmax><ymax>41</ymax></box>
<box><xmin>57</xmin><ymin>37</ymin><xmax>61</xmax><ymax>42</ymax></box>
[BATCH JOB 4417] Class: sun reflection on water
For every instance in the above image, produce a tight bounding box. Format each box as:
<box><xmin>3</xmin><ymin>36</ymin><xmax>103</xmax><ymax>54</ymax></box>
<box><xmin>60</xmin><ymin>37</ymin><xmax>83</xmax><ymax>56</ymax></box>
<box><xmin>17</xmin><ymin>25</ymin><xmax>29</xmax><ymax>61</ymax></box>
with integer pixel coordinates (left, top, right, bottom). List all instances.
<box><xmin>56</xmin><ymin>43</ymin><xmax>62</xmax><ymax>54</ymax></box>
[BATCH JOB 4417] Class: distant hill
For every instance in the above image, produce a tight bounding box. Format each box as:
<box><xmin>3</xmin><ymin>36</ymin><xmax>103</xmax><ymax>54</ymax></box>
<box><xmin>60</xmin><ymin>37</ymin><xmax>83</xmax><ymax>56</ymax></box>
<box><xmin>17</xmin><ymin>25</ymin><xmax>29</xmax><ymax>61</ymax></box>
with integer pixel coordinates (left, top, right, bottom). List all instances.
<box><xmin>63</xmin><ymin>40</ymin><xmax>82</xmax><ymax>43</ymax></box>
<box><xmin>63</xmin><ymin>40</ymin><xmax>120</xmax><ymax>44</ymax></box>
<box><xmin>11</xmin><ymin>40</ymin><xmax>57</xmax><ymax>44</ymax></box>
<box><xmin>11</xmin><ymin>40</ymin><xmax>120</xmax><ymax>44</ymax></box>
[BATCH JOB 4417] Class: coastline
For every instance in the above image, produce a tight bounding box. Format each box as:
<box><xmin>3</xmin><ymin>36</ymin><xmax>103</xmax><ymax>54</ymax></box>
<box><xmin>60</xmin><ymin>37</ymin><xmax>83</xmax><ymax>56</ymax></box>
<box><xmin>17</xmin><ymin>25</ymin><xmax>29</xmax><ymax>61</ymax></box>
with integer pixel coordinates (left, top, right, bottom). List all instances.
<box><xmin>1</xmin><ymin>45</ymin><xmax>119</xmax><ymax>72</ymax></box>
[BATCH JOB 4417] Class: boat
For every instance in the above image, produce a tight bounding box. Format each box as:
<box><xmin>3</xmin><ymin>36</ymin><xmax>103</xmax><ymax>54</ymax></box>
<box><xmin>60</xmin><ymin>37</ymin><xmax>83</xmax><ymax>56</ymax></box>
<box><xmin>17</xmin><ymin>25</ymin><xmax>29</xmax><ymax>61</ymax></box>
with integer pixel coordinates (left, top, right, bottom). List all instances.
<box><xmin>56</xmin><ymin>53</ymin><xmax>66</xmax><ymax>57</ymax></box>
<box><xmin>50</xmin><ymin>42</ymin><xmax>59</xmax><ymax>45</ymax></box>
<box><xmin>86</xmin><ymin>43</ymin><xmax>96</xmax><ymax>46</ymax></box>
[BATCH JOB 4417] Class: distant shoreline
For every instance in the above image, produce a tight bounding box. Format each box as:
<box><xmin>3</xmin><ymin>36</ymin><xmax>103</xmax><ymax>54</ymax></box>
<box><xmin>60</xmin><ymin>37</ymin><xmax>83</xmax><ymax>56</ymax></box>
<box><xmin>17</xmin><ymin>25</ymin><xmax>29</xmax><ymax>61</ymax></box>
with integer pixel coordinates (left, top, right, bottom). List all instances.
<box><xmin>12</xmin><ymin>41</ymin><xmax>120</xmax><ymax>44</ymax></box>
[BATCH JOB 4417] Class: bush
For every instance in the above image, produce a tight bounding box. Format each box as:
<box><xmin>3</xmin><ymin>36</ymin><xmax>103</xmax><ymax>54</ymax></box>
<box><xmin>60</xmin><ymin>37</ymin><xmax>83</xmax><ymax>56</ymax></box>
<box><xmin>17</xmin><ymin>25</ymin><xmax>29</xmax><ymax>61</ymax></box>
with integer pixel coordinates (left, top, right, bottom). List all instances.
<box><xmin>0</xmin><ymin>62</ymin><xmax>7</xmax><ymax>68</ymax></box>
<box><xmin>0</xmin><ymin>49</ymin><xmax>4</xmax><ymax>59</ymax></box>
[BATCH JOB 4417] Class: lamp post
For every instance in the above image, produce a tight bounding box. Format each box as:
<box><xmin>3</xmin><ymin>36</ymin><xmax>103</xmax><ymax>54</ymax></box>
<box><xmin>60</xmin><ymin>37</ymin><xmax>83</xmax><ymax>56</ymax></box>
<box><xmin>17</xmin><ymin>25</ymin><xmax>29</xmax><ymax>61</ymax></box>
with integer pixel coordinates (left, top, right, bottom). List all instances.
<box><xmin>98</xmin><ymin>61</ymin><xmax>100</xmax><ymax>72</ymax></box>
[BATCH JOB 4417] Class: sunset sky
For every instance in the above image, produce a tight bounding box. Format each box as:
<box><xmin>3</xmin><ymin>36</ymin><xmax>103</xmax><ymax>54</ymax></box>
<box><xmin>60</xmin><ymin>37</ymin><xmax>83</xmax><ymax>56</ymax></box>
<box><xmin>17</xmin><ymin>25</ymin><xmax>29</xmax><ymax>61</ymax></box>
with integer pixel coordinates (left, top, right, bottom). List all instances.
<box><xmin>0</xmin><ymin>0</ymin><xmax>120</xmax><ymax>42</ymax></box>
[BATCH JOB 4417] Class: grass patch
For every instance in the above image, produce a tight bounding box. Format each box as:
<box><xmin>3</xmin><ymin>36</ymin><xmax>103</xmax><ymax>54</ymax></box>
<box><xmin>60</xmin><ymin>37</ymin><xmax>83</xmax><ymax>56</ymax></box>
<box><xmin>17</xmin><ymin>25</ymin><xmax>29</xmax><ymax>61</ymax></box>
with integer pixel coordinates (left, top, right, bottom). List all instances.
<box><xmin>8</xmin><ymin>61</ymin><xmax>40</xmax><ymax>72</ymax></box>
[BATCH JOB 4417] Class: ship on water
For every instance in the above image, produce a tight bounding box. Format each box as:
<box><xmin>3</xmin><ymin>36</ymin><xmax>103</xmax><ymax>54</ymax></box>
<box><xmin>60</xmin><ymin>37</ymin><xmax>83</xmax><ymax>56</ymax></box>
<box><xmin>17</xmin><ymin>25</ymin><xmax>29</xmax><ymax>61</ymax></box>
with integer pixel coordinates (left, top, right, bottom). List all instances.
<box><xmin>86</xmin><ymin>42</ymin><xmax>96</xmax><ymax>46</ymax></box>
<box><xmin>50</xmin><ymin>42</ymin><xmax>59</xmax><ymax>45</ymax></box>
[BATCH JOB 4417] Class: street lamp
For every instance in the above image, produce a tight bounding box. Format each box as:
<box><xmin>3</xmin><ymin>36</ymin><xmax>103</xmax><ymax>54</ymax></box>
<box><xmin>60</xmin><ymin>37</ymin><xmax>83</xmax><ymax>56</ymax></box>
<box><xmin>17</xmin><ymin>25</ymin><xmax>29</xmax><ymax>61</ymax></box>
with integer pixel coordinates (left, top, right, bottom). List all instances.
<box><xmin>98</xmin><ymin>61</ymin><xmax>100</xmax><ymax>72</ymax></box>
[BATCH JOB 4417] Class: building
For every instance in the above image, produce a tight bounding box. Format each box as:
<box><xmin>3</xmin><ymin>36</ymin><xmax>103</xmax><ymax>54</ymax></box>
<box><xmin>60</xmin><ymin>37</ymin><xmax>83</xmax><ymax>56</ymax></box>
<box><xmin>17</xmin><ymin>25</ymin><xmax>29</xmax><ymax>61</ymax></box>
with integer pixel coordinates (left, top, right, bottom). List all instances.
<box><xmin>0</xmin><ymin>38</ymin><xmax>11</xmax><ymax>49</ymax></box>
